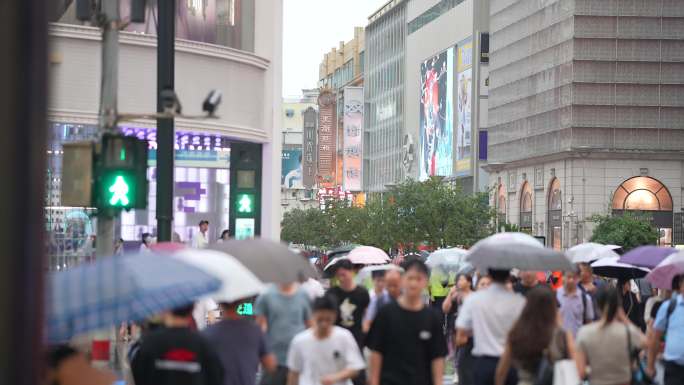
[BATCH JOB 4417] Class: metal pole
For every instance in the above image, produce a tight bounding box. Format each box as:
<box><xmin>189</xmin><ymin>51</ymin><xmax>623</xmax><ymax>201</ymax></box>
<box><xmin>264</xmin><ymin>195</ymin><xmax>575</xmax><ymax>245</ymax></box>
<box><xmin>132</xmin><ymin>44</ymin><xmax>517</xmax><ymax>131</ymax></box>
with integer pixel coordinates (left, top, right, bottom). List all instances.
<box><xmin>96</xmin><ymin>0</ymin><xmax>120</xmax><ymax>258</ymax></box>
<box><xmin>0</xmin><ymin>0</ymin><xmax>48</xmax><ymax>382</ymax></box>
<box><xmin>156</xmin><ymin>0</ymin><xmax>175</xmax><ymax>242</ymax></box>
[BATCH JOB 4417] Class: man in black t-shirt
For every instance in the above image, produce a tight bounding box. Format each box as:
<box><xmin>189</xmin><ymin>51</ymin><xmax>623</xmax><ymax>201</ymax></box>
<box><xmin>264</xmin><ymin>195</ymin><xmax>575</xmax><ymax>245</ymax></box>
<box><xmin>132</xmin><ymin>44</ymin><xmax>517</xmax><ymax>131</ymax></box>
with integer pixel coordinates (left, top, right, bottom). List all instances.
<box><xmin>326</xmin><ymin>259</ymin><xmax>371</xmax><ymax>348</ymax></box>
<box><xmin>131</xmin><ymin>304</ymin><xmax>224</xmax><ymax>385</ymax></box>
<box><xmin>326</xmin><ymin>259</ymin><xmax>370</xmax><ymax>385</ymax></box>
<box><xmin>367</xmin><ymin>259</ymin><xmax>448</xmax><ymax>385</ymax></box>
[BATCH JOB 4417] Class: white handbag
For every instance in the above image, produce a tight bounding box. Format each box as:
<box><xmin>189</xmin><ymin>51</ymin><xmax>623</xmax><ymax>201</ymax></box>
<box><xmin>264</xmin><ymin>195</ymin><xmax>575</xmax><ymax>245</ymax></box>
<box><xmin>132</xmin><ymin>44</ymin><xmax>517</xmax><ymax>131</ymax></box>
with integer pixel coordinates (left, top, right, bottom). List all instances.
<box><xmin>553</xmin><ymin>359</ymin><xmax>581</xmax><ymax>385</ymax></box>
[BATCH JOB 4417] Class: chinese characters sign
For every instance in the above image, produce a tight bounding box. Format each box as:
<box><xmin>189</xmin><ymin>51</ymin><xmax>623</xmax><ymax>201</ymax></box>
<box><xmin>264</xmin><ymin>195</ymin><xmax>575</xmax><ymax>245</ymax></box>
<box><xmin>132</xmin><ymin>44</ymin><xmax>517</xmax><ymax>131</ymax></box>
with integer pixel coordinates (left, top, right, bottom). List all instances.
<box><xmin>317</xmin><ymin>91</ymin><xmax>336</xmax><ymax>187</ymax></box>
<box><xmin>302</xmin><ymin>107</ymin><xmax>318</xmax><ymax>189</ymax></box>
<box><xmin>343</xmin><ymin>87</ymin><xmax>364</xmax><ymax>191</ymax></box>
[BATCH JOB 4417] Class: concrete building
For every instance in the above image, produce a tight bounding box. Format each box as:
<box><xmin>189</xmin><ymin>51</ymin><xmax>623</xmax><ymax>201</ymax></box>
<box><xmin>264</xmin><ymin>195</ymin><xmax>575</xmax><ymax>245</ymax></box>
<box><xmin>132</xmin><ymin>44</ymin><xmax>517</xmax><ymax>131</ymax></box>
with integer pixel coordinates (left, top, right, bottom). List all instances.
<box><xmin>318</xmin><ymin>27</ymin><xmax>365</xmax><ymax>190</ymax></box>
<box><xmin>405</xmin><ymin>0</ymin><xmax>490</xmax><ymax>193</ymax></box>
<box><xmin>281</xmin><ymin>90</ymin><xmax>319</xmax><ymax>218</ymax></box>
<box><xmin>364</xmin><ymin>0</ymin><xmax>408</xmax><ymax>192</ymax></box>
<box><xmin>487</xmin><ymin>0</ymin><xmax>684</xmax><ymax>249</ymax></box>
<box><xmin>46</xmin><ymin>0</ymin><xmax>283</xmax><ymax>269</ymax></box>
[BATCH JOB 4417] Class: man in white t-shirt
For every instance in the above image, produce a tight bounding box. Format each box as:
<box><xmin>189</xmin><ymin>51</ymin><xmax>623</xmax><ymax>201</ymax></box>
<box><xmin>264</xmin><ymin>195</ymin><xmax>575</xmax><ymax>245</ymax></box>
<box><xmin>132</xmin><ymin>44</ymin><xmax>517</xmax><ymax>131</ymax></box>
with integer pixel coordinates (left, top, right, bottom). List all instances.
<box><xmin>287</xmin><ymin>295</ymin><xmax>365</xmax><ymax>385</ymax></box>
<box><xmin>192</xmin><ymin>220</ymin><xmax>210</xmax><ymax>249</ymax></box>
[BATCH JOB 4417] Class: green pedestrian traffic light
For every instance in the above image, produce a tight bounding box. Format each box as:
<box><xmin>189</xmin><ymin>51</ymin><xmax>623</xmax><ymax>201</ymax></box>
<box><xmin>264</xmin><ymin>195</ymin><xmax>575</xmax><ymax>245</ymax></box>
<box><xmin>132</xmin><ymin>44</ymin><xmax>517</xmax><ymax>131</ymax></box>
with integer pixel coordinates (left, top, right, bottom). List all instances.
<box><xmin>94</xmin><ymin>134</ymin><xmax>149</xmax><ymax>214</ymax></box>
<box><xmin>236</xmin><ymin>193</ymin><xmax>255</xmax><ymax>215</ymax></box>
<box><xmin>105</xmin><ymin>173</ymin><xmax>133</xmax><ymax>207</ymax></box>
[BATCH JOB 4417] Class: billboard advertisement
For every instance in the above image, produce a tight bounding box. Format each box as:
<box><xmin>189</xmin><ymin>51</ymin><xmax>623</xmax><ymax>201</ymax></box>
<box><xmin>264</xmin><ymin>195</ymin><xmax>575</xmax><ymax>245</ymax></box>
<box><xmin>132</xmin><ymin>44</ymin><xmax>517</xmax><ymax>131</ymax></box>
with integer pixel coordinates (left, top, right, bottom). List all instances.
<box><xmin>419</xmin><ymin>47</ymin><xmax>454</xmax><ymax>181</ymax></box>
<box><xmin>302</xmin><ymin>107</ymin><xmax>318</xmax><ymax>188</ymax></box>
<box><xmin>343</xmin><ymin>87</ymin><xmax>364</xmax><ymax>191</ymax></box>
<box><xmin>282</xmin><ymin>149</ymin><xmax>303</xmax><ymax>189</ymax></box>
<box><xmin>456</xmin><ymin>37</ymin><xmax>473</xmax><ymax>177</ymax></box>
<box><xmin>318</xmin><ymin>91</ymin><xmax>336</xmax><ymax>187</ymax></box>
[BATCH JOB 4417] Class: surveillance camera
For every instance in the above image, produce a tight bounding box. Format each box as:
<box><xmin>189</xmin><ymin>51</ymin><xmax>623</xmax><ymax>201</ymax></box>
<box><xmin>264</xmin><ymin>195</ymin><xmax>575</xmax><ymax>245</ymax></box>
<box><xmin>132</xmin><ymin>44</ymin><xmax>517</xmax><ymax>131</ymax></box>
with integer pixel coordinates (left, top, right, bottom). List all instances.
<box><xmin>203</xmin><ymin>89</ymin><xmax>222</xmax><ymax>116</ymax></box>
<box><xmin>160</xmin><ymin>89</ymin><xmax>182</xmax><ymax>115</ymax></box>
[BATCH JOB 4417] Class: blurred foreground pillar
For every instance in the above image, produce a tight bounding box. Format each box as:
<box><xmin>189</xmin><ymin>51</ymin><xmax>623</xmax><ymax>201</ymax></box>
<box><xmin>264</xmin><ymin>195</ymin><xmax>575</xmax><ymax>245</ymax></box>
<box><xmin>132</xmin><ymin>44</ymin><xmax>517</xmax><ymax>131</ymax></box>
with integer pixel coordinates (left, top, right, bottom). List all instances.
<box><xmin>0</xmin><ymin>1</ymin><xmax>48</xmax><ymax>385</ymax></box>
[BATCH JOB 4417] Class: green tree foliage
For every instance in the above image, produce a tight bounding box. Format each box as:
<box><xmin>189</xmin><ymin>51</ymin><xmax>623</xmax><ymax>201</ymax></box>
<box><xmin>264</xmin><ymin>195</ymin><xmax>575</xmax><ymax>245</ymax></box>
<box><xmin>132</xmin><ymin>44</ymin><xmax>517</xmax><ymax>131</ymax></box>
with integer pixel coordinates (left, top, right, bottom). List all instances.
<box><xmin>589</xmin><ymin>213</ymin><xmax>659</xmax><ymax>252</ymax></box>
<box><xmin>281</xmin><ymin>178</ymin><xmax>495</xmax><ymax>250</ymax></box>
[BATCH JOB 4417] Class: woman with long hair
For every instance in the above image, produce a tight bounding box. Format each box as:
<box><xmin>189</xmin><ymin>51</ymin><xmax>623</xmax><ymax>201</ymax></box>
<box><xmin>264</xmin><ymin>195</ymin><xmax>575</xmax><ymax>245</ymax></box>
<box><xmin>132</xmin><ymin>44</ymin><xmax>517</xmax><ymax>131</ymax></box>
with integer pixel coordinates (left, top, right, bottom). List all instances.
<box><xmin>575</xmin><ymin>285</ymin><xmax>647</xmax><ymax>385</ymax></box>
<box><xmin>495</xmin><ymin>287</ymin><xmax>575</xmax><ymax>385</ymax></box>
<box><xmin>444</xmin><ymin>274</ymin><xmax>474</xmax><ymax>385</ymax></box>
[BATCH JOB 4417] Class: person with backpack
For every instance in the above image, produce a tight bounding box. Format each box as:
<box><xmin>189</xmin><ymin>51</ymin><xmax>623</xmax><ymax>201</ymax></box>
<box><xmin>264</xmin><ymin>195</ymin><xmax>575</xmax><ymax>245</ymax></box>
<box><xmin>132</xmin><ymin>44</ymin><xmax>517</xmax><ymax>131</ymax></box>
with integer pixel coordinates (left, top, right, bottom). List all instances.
<box><xmin>494</xmin><ymin>287</ymin><xmax>575</xmax><ymax>385</ymax></box>
<box><xmin>556</xmin><ymin>268</ymin><xmax>594</xmax><ymax>337</ymax></box>
<box><xmin>648</xmin><ymin>274</ymin><xmax>684</xmax><ymax>385</ymax></box>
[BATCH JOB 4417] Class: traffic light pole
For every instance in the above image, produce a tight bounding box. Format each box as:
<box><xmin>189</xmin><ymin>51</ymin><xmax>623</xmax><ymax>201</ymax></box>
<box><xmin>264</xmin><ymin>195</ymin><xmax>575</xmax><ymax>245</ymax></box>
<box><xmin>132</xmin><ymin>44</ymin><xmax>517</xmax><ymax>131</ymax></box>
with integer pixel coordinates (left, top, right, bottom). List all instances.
<box><xmin>96</xmin><ymin>0</ymin><xmax>120</xmax><ymax>258</ymax></box>
<box><xmin>156</xmin><ymin>0</ymin><xmax>175</xmax><ymax>242</ymax></box>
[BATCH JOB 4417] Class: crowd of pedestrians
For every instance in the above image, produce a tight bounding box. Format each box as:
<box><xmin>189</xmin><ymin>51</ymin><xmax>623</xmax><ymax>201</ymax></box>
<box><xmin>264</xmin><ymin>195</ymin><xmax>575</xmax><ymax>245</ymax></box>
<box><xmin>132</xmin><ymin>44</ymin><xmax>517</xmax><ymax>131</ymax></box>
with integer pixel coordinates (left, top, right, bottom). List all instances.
<box><xmin>50</xmin><ymin>248</ymin><xmax>684</xmax><ymax>385</ymax></box>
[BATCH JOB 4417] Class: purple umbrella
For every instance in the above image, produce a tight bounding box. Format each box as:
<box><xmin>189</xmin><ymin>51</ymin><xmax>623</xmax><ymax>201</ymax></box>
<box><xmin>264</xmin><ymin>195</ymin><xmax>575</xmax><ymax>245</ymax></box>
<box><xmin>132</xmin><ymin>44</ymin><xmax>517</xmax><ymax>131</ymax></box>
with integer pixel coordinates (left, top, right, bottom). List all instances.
<box><xmin>617</xmin><ymin>246</ymin><xmax>677</xmax><ymax>269</ymax></box>
<box><xmin>646</xmin><ymin>253</ymin><xmax>684</xmax><ymax>289</ymax></box>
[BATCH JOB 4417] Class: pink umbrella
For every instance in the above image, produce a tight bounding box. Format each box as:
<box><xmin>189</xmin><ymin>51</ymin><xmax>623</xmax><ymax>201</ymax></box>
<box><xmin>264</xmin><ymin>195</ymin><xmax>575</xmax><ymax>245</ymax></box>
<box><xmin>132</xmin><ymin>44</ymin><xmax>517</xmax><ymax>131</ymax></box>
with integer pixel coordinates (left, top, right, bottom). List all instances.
<box><xmin>347</xmin><ymin>246</ymin><xmax>390</xmax><ymax>265</ymax></box>
<box><xmin>149</xmin><ymin>242</ymin><xmax>186</xmax><ymax>253</ymax></box>
<box><xmin>646</xmin><ymin>252</ymin><xmax>684</xmax><ymax>289</ymax></box>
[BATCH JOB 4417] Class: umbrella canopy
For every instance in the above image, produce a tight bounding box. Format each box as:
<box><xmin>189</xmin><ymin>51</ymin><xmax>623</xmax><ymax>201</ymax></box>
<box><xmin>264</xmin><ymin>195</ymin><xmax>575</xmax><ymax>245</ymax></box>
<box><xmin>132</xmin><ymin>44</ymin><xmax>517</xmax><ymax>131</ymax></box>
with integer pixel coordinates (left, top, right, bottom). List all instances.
<box><xmin>327</xmin><ymin>244</ymin><xmax>359</xmax><ymax>259</ymax></box>
<box><xmin>47</xmin><ymin>253</ymin><xmax>221</xmax><ymax>343</ymax></box>
<box><xmin>426</xmin><ymin>248</ymin><xmax>468</xmax><ymax>273</ymax></box>
<box><xmin>566</xmin><ymin>243</ymin><xmax>621</xmax><ymax>264</ymax></box>
<box><xmin>355</xmin><ymin>264</ymin><xmax>404</xmax><ymax>284</ymax></box>
<box><xmin>466</xmin><ymin>232</ymin><xmax>573</xmax><ymax>272</ymax></box>
<box><xmin>324</xmin><ymin>256</ymin><xmax>349</xmax><ymax>273</ymax></box>
<box><xmin>590</xmin><ymin>256</ymin><xmax>650</xmax><ymax>280</ymax></box>
<box><xmin>618</xmin><ymin>246</ymin><xmax>678</xmax><ymax>269</ymax></box>
<box><xmin>172</xmin><ymin>249</ymin><xmax>265</xmax><ymax>303</ymax></box>
<box><xmin>646</xmin><ymin>253</ymin><xmax>684</xmax><ymax>289</ymax></box>
<box><xmin>347</xmin><ymin>246</ymin><xmax>390</xmax><ymax>265</ymax></box>
<box><xmin>211</xmin><ymin>239</ymin><xmax>317</xmax><ymax>284</ymax></box>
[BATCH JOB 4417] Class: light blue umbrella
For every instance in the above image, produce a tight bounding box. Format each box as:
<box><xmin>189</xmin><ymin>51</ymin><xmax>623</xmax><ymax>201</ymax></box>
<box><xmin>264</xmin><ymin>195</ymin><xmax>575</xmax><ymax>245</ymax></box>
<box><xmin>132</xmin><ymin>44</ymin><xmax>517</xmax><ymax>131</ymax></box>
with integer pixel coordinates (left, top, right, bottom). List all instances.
<box><xmin>47</xmin><ymin>252</ymin><xmax>221</xmax><ymax>343</ymax></box>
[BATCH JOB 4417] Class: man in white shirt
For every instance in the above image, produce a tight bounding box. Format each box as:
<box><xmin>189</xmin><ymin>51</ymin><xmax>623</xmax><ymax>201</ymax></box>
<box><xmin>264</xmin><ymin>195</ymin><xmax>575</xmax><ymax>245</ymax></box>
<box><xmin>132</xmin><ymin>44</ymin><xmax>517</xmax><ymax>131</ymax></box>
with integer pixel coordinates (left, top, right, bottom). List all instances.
<box><xmin>287</xmin><ymin>295</ymin><xmax>365</xmax><ymax>385</ymax></box>
<box><xmin>192</xmin><ymin>220</ymin><xmax>209</xmax><ymax>249</ymax></box>
<box><xmin>456</xmin><ymin>269</ymin><xmax>526</xmax><ymax>385</ymax></box>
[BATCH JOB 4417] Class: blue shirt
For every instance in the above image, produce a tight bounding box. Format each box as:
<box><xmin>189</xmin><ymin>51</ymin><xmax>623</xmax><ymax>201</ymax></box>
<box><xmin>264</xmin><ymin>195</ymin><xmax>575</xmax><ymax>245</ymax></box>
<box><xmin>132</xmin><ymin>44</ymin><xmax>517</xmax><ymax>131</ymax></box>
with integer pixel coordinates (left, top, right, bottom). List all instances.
<box><xmin>254</xmin><ymin>286</ymin><xmax>311</xmax><ymax>365</ymax></box>
<box><xmin>654</xmin><ymin>294</ymin><xmax>684</xmax><ymax>365</ymax></box>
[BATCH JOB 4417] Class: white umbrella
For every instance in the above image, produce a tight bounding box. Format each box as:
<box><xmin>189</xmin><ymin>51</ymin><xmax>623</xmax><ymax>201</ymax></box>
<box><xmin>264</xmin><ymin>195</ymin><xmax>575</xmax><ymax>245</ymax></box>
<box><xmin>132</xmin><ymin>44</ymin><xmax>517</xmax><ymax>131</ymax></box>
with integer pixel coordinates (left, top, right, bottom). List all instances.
<box><xmin>173</xmin><ymin>249</ymin><xmax>266</xmax><ymax>303</ymax></box>
<box><xmin>590</xmin><ymin>256</ymin><xmax>650</xmax><ymax>280</ymax></box>
<box><xmin>324</xmin><ymin>256</ymin><xmax>349</xmax><ymax>272</ymax></box>
<box><xmin>566</xmin><ymin>243</ymin><xmax>621</xmax><ymax>264</ymax></box>
<box><xmin>466</xmin><ymin>232</ymin><xmax>573</xmax><ymax>272</ymax></box>
<box><xmin>355</xmin><ymin>264</ymin><xmax>404</xmax><ymax>284</ymax></box>
<box><xmin>426</xmin><ymin>248</ymin><xmax>468</xmax><ymax>273</ymax></box>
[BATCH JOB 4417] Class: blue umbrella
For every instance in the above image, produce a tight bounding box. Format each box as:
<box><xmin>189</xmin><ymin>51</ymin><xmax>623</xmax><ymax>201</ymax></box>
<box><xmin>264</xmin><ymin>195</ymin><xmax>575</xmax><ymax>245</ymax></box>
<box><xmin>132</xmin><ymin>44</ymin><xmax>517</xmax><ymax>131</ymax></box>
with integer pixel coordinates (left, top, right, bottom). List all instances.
<box><xmin>618</xmin><ymin>246</ymin><xmax>677</xmax><ymax>269</ymax></box>
<box><xmin>47</xmin><ymin>252</ymin><xmax>221</xmax><ymax>343</ymax></box>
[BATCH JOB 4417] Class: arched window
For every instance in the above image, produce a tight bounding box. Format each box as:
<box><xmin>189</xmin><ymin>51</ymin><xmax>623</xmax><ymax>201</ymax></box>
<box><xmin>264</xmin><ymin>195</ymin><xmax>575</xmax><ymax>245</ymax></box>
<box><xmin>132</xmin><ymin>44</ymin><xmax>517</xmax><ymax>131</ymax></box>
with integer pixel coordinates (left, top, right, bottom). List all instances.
<box><xmin>520</xmin><ymin>182</ymin><xmax>532</xmax><ymax>230</ymax></box>
<box><xmin>549</xmin><ymin>178</ymin><xmax>562</xmax><ymax>211</ymax></box>
<box><xmin>612</xmin><ymin>176</ymin><xmax>672</xmax><ymax>211</ymax></box>
<box><xmin>497</xmin><ymin>184</ymin><xmax>506</xmax><ymax>214</ymax></box>
<box><xmin>548</xmin><ymin>178</ymin><xmax>562</xmax><ymax>250</ymax></box>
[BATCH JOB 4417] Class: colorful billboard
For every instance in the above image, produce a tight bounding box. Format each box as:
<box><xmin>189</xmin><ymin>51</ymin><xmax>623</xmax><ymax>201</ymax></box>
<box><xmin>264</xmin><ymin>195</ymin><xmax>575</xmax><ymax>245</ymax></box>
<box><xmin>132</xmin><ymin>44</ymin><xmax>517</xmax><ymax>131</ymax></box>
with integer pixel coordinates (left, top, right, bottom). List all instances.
<box><xmin>317</xmin><ymin>91</ymin><xmax>337</xmax><ymax>187</ymax></box>
<box><xmin>419</xmin><ymin>47</ymin><xmax>454</xmax><ymax>181</ymax></box>
<box><xmin>282</xmin><ymin>149</ymin><xmax>303</xmax><ymax>189</ymax></box>
<box><xmin>456</xmin><ymin>37</ymin><xmax>473</xmax><ymax>177</ymax></box>
<box><xmin>343</xmin><ymin>87</ymin><xmax>364</xmax><ymax>191</ymax></box>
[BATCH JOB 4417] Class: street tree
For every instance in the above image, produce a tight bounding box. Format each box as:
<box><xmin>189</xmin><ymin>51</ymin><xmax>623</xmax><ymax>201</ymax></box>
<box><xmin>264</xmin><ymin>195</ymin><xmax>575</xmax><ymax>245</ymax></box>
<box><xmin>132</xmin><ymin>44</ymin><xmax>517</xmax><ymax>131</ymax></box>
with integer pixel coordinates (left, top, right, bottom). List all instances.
<box><xmin>589</xmin><ymin>213</ymin><xmax>659</xmax><ymax>251</ymax></box>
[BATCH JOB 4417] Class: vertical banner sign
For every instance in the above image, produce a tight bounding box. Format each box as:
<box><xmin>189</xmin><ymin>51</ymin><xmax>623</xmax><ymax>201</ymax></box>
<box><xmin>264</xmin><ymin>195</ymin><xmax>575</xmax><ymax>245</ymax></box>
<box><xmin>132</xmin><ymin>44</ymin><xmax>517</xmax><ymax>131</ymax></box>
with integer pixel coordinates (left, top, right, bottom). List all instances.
<box><xmin>281</xmin><ymin>149</ymin><xmax>303</xmax><ymax>189</ymax></box>
<box><xmin>456</xmin><ymin>37</ymin><xmax>473</xmax><ymax>177</ymax></box>
<box><xmin>343</xmin><ymin>87</ymin><xmax>364</xmax><ymax>191</ymax></box>
<box><xmin>419</xmin><ymin>48</ymin><xmax>454</xmax><ymax>181</ymax></box>
<box><xmin>302</xmin><ymin>107</ymin><xmax>317</xmax><ymax>188</ymax></box>
<box><xmin>317</xmin><ymin>91</ymin><xmax>336</xmax><ymax>187</ymax></box>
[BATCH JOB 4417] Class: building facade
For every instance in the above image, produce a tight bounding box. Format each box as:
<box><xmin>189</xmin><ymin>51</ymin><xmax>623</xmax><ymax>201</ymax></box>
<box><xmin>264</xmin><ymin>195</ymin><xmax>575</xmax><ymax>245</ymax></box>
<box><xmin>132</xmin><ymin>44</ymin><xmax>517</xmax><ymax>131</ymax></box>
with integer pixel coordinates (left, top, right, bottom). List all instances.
<box><xmin>281</xmin><ymin>90</ymin><xmax>319</xmax><ymax>219</ymax></box>
<box><xmin>405</xmin><ymin>0</ymin><xmax>490</xmax><ymax>193</ymax></box>
<box><xmin>487</xmin><ymin>0</ymin><xmax>684</xmax><ymax>249</ymax></box>
<box><xmin>364</xmin><ymin>0</ymin><xmax>407</xmax><ymax>192</ymax></box>
<box><xmin>318</xmin><ymin>27</ymin><xmax>366</xmax><ymax>192</ymax></box>
<box><xmin>46</xmin><ymin>0</ymin><xmax>283</xmax><ymax>269</ymax></box>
